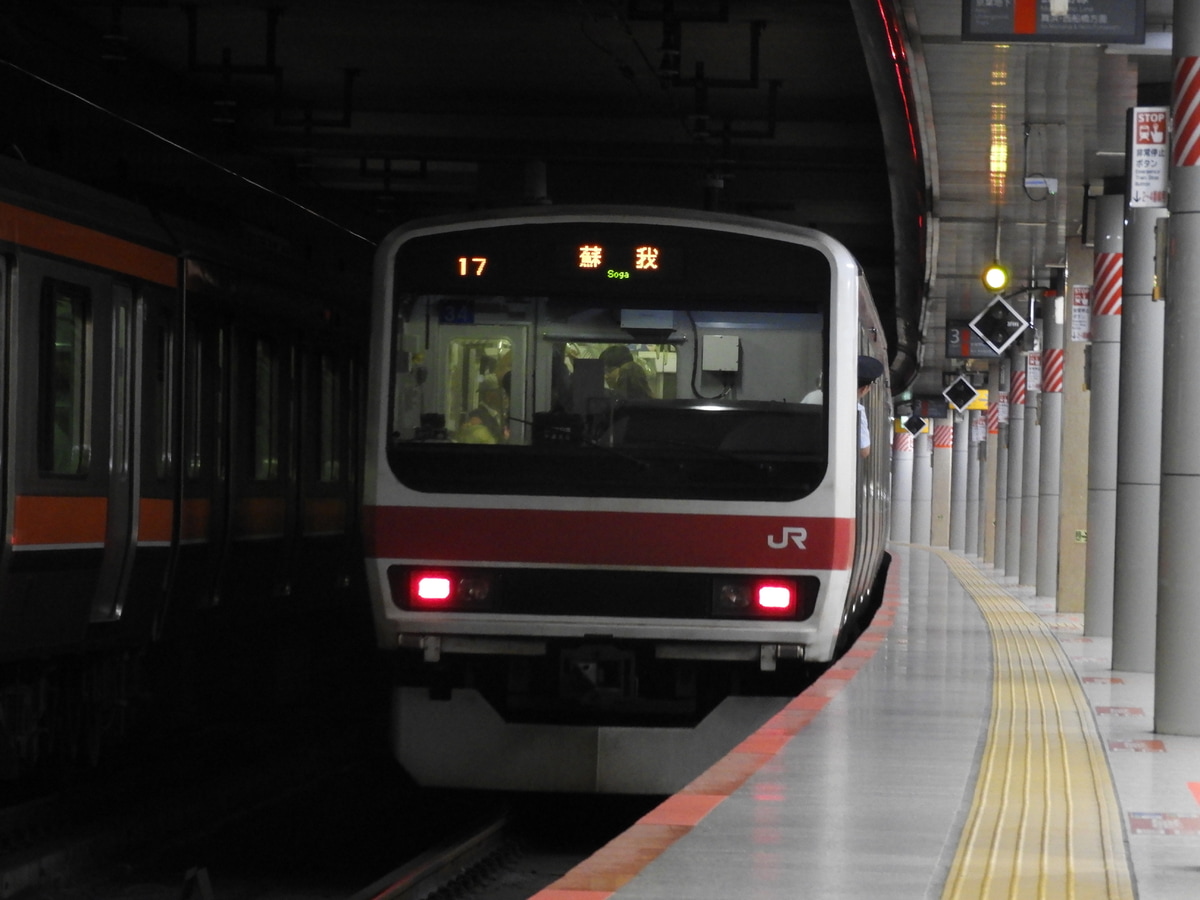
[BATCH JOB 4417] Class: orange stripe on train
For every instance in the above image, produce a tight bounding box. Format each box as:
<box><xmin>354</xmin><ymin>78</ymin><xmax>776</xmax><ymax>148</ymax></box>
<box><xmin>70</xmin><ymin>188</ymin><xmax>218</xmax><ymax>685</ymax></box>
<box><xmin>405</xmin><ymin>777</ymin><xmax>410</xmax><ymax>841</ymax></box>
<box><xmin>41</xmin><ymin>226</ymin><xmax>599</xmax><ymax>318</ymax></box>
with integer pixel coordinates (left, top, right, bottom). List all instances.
<box><xmin>0</xmin><ymin>201</ymin><xmax>177</xmax><ymax>287</ymax></box>
<box><xmin>12</xmin><ymin>495</ymin><xmax>108</xmax><ymax>546</ymax></box>
<box><xmin>304</xmin><ymin>497</ymin><xmax>347</xmax><ymax>534</ymax></box>
<box><xmin>233</xmin><ymin>496</ymin><xmax>286</xmax><ymax>538</ymax></box>
<box><xmin>139</xmin><ymin>497</ymin><xmax>174</xmax><ymax>543</ymax></box>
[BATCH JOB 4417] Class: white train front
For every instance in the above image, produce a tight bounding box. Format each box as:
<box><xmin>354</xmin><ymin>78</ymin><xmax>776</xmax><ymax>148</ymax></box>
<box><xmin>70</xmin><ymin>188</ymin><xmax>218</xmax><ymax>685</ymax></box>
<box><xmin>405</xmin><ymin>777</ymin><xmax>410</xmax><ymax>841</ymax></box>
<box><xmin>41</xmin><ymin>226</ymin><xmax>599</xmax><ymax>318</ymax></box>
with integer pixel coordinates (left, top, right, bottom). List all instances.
<box><xmin>363</xmin><ymin>207</ymin><xmax>891</xmax><ymax>793</ymax></box>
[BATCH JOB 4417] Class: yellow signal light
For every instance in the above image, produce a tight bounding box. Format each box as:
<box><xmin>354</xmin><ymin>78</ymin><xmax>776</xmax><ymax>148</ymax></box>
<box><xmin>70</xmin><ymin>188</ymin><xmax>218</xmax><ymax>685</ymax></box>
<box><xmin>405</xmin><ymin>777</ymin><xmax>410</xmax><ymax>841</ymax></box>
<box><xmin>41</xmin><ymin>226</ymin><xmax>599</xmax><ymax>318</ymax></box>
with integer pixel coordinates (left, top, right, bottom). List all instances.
<box><xmin>981</xmin><ymin>261</ymin><xmax>1010</xmax><ymax>293</ymax></box>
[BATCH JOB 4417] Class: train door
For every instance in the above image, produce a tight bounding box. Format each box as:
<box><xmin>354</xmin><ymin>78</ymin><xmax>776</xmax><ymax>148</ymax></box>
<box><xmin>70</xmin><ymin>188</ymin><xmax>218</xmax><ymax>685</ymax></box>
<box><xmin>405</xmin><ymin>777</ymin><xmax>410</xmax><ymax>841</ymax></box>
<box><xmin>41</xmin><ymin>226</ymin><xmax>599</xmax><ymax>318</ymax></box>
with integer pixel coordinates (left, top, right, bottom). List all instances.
<box><xmin>89</xmin><ymin>285</ymin><xmax>137</xmax><ymax>625</ymax></box>
<box><xmin>289</xmin><ymin>344</ymin><xmax>358</xmax><ymax>607</ymax></box>
<box><xmin>222</xmin><ymin>324</ymin><xmax>299</xmax><ymax>605</ymax></box>
<box><xmin>0</xmin><ymin>256</ymin><xmax>8</xmax><ymax>597</ymax></box>
<box><xmin>0</xmin><ymin>256</ymin><xmax>119</xmax><ymax>656</ymax></box>
<box><xmin>113</xmin><ymin>294</ymin><xmax>177</xmax><ymax>639</ymax></box>
<box><xmin>167</xmin><ymin>309</ymin><xmax>230</xmax><ymax>619</ymax></box>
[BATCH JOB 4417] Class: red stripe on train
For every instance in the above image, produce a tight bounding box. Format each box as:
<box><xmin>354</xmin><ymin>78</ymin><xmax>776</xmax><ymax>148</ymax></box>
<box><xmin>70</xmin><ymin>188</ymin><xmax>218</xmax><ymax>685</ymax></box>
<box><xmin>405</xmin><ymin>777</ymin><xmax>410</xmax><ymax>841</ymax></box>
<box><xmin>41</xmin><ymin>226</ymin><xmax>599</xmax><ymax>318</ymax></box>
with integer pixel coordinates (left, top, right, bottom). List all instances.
<box><xmin>364</xmin><ymin>506</ymin><xmax>855</xmax><ymax>571</ymax></box>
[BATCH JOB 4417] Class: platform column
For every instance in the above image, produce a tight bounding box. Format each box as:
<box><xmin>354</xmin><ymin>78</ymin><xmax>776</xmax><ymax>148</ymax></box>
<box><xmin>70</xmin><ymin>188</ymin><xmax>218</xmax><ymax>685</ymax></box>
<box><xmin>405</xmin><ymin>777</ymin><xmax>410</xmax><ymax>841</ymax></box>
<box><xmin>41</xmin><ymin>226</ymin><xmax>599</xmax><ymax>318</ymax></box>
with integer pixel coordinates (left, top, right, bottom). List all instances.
<box><xmin>982</xmin><ymin>361</ymin><xmax>1002</xmax><ymax>564</ymax></box>
<box><xmin>931</xmin><ymin>419</ymin><xmax>953</xmax><ymax>547</ymax></box>
<box><xmin>966</xmin><ymin>411</ymin><xmax>981</xmax><ymax>557</ymax></box>
<box><xmin>994</xmin><ymin>359</ymin><xmax>1010</xmax><ymax>569</ymax></box>
<box><xmin>1020</xmin><ymin>346</ymin><xmax>1042</xmax><ymax>587</ymax></box>
<box><xmin>1084</xmin><ymin>193</ymin><xmax>1124</xmax><ymax>636</ymax></box>
<box><xmin>1057</xmin><ymin>235</ymin><xmax>1094</xmax><ymax>614</ymax></box>
<box><xmin>1005</xmin><ymin>355</ymin><xmax>1026</xmax><ymax>578</ymax></box>
<box><xmin>951</xmin><ymin>411</ymin><xmax>970</xmax><ymax>551</ymax></box>
<box><xmin>910</xmin><ymin>429</ymin><xmax>932</xmax><ymax>544</ymax></box>
<box><xmin>890</xmin><ymin>429</ymin><xmax>914</xmax><ymax>543</ymax></box>
<box><xmin>1113</xmin><ymin>203</ymin><xmax>1167</xmax><ymax>672</ymax></box>
<box><xmin>1156</xmin><ymin>1</ymin><xmax>1200</xmax><ymax>734</ymax></box>
<box><xmin>1037</xmin><ymin>301</ymin><xmax>1063</xmax><ymax>598</ymax></box>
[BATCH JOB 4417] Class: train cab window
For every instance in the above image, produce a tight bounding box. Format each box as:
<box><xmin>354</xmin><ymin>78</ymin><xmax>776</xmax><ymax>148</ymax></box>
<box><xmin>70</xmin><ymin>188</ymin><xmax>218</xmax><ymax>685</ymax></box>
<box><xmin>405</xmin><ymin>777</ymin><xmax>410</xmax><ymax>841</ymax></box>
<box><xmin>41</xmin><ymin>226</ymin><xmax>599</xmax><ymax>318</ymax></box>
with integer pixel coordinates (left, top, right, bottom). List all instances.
<box><xmin>446</xmin><ymin>337</ymin><xmax>512</xmax><ymax>444</ymax></box>
<box><xmin>253</xmin><ymin>337</ymin><xmax>281</xmax><ymax>481</ymax></box>
<box><xmin>39</xmin><ymin>279</ymin><xmax>91</xmax><ymax>476</ymax></box>
<box><xmin>387</xmin><ymin>291</ymin><xmax>828</xmax><ymax>501</ymax></box>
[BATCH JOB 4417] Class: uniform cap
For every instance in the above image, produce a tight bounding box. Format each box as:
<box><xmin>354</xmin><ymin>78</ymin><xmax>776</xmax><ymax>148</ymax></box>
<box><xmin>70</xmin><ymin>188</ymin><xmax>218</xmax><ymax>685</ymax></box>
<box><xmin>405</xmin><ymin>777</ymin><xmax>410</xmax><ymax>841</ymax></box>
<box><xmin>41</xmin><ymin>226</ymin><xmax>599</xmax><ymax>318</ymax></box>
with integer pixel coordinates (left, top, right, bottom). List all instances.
<box><xmin>858</xmin><ymin>355</ymin><xmax>885</xmax><ymax>387</ymax></box>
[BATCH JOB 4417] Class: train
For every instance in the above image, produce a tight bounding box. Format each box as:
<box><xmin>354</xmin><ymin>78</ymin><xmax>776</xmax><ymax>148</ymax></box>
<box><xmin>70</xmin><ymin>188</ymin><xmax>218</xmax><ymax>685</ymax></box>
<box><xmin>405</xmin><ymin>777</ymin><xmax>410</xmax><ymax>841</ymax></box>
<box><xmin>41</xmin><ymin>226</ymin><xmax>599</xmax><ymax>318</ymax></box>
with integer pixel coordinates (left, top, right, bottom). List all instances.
<box><xmin>363</xmin><ymin>206</ymin><xmax>892</xmax><ymax>794</ymax></box>
<box><xmin>0</xmin><ymin>153</ymin><xmax>369</xmax><ymax>781</ymax></box>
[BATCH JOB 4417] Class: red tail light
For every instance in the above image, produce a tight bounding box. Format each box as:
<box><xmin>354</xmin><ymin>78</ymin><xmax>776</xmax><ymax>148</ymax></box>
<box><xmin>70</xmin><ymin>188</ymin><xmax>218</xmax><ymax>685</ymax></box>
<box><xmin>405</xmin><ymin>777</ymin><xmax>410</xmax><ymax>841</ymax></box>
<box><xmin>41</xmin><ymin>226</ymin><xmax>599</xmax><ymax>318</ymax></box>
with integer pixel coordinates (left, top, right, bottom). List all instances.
<box><xmin>713</xmin><ymin>576</ymin><xmax>814</xmax><ymax>619</ymax></box>
<box><xmin>413</xmin><ymin>573</ymin><xmax>454</xmax><ymax>603</ymax></box>
<box><xmin>389</xmin><ymin>566</ymin><xmax>497</xmax><ymax>611</ymax></box>
<box><xmin>756</xmin><ymin>581</ymin><xmax>796</xmax><ymax>612</ymax></box>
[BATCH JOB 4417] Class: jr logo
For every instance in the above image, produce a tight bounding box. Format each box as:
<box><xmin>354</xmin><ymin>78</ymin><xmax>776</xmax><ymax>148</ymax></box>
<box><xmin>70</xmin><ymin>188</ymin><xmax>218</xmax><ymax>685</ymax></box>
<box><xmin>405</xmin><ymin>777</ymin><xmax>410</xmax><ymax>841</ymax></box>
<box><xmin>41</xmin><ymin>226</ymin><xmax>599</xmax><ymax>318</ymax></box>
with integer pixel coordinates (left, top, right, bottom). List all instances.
<box><xmin>767</xmin><ymin>526</ymin><xmax>808</xmax><ymax>550</ymax></box>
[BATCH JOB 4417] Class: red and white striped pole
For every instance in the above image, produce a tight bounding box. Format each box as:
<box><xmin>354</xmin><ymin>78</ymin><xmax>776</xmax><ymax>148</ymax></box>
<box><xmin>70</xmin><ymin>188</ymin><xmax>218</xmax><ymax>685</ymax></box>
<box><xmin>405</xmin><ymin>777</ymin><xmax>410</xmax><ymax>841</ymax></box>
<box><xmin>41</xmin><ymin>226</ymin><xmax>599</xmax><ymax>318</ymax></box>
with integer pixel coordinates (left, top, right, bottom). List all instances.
<box><xmin>1020</xmin><ymin>349</ymin><xmax>1042</xmax><ymax>587</ymax></box>
<box><xmin>890</xmin><ymin>430</ymin><xmax>913</xmax><ymax>544</ymax></box>
<box><xmin>1036</xmin><ymin>299</ymin><xmax>1064</xmax><ymax>598</ymax></box>
<box><xmin>931</xmin><ymin>420</ymin><xmax>954</xmax><ymax>547</ymax></box>
<box><xmin>1005</xmin><ymin>362</ymin><xmax>1027</xmax><ymax>579</ymax></box>
<box><xmin>1084</xmin><ymin>195</ymin><xmax>1124</xmax><ymax>636</ymax></box>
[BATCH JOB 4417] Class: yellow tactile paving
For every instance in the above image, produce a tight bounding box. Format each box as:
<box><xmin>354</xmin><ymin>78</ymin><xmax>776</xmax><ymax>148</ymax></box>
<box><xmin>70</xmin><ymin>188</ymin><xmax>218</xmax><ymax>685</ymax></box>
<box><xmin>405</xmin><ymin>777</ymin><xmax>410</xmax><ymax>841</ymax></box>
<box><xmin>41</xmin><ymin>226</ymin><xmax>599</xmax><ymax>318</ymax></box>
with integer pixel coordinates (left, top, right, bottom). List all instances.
<box><xmin>936</xmin><ymin>551</ymin><xmax>1135</xmax><ymax>900</ymax></box>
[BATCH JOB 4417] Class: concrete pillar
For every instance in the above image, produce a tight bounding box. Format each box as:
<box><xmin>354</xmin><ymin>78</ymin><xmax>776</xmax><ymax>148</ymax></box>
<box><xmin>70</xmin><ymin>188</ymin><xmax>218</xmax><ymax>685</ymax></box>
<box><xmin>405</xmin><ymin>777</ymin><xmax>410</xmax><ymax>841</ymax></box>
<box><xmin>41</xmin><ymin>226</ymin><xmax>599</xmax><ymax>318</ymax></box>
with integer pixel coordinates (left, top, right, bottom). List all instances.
<box><xmin>983</xmin><ymin>360</ymin><xmax>1002</xmax><ymax>564</ymax></box>
<box><xmin>1037</xmin><ymin>301</ymin><xmax>1064</xmax><ymax>598</ymax></box>
<box><xmin>1113</xmin><ymin>204</ymin><xmax>1168</xmax><ymax>672</ymax></box>
<box><xmin>1057</xmin><ymin>236</ymin><xmax>1093</xmax><ymax>613</ymax></box>
<box><xmin>950</xmin><ymin>412</ymin><xmax>970</xmax><ymax>551</ymax></box>
<box><xmin>910</xmin><ymin>430</ymin><xmax>932</xmax><ymax>545</ymax></box>
<box><xmin>967</xmin><ymin>411</ymin><xmax>982</xmax><ymax>557</ymax></box>
<box><xmin>1020</xmin><ymin>347</ymin><xmax>1042</xmax><ymax>587</ymax></box>
<box><xmin>890</xmin><ymin>429</ymin><xmax>914</xmax><ymax>543</ymax></box>
<box><xmin>1005</xmin><ymin>355</ymin><xmax>1026</xmax><ymax>578</ymax></box>
<box><xmin>931</xmin><ymin>419</ymin><xmax>954</xmax><ymax>547</ymax></box>
<box><xmin>1084</xmin><ymin>194</ymin><xmax>1124</xmax><ymax>636</ymax></box>
<box><xmin>995</xmin><ymin>358</ymin><xmax>1011</xmax><ymax>570</ymax></box>
<box><xmin>1156</xmin><ymin>1</ymin><xmax>1200</xmax><ymax>734</ymax></box>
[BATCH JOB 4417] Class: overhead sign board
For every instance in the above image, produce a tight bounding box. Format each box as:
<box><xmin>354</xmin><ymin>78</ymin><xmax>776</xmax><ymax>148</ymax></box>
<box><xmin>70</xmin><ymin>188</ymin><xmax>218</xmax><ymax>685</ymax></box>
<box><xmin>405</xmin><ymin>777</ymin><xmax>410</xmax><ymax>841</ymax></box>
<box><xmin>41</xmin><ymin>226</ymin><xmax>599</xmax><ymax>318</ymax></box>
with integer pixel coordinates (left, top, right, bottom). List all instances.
<box><xmin>970</xmin><ymin>297</ymin><xmax>1030</xmax><ymax>356</ymax></box>
<box><xmin>912</xmin><ymin>398</ymin><xmax>950</xmax><ymax>419</ymax></box>
<box><xmin>946</xmin><ymin>320</ymin><xmax>1001</xmax><ymax>359</ymax></box>
<box><xmin>962</xmin><ymin>0</ymin><xmax>1144</xmax><ymax>44</ymax></box>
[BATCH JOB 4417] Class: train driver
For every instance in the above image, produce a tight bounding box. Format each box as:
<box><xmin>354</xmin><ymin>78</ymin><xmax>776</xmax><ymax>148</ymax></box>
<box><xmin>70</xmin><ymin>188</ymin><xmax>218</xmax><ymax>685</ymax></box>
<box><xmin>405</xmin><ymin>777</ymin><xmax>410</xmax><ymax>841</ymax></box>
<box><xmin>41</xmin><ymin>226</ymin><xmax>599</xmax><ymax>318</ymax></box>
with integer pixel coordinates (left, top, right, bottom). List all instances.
<box><xmin>857</xmin><ymin>355</ymin><xmax>885</xmax><ymax>458</ymax></box>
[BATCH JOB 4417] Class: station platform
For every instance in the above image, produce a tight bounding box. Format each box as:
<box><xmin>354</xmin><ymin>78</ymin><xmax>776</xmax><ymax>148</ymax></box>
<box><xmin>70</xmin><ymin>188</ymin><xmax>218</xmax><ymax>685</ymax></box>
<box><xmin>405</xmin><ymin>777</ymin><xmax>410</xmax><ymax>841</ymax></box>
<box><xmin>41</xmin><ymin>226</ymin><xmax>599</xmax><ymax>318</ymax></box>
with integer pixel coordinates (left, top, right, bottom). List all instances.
<box><xmin>532</xmin><ymin>544</ymin><xmax>1200</xmax><ymax>899</ymax></box>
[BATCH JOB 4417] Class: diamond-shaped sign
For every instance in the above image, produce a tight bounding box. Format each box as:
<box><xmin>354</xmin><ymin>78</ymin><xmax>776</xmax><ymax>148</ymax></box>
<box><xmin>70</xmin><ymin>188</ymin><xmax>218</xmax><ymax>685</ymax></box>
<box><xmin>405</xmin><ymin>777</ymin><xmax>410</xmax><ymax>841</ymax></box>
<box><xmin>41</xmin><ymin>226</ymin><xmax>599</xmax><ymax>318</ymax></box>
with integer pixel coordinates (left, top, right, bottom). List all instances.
<box><xmin>969</xmin><ymin>296</ymin><xmax>1029</xmax><ymax>355</ymax></box>
<box><xmin>943</xmin><ymin>375</ymin><xmax>980</xmax><ymax>412</ymax></box>
<box><xmin>904</xmin><ymin>415</ymin><xmax>927</xmax><ymax>435</ymax></box>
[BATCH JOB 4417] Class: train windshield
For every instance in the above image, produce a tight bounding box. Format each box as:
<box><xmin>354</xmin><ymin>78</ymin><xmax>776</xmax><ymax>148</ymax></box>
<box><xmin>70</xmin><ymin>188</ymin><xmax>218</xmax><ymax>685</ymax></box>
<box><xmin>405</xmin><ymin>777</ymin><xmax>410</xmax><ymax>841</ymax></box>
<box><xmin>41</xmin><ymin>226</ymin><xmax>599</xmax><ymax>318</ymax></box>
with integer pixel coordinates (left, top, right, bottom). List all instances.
<box><xmin>385</xmin><ymin>223</ymin><xmax>831</xmax><ymax>500</ymax></box>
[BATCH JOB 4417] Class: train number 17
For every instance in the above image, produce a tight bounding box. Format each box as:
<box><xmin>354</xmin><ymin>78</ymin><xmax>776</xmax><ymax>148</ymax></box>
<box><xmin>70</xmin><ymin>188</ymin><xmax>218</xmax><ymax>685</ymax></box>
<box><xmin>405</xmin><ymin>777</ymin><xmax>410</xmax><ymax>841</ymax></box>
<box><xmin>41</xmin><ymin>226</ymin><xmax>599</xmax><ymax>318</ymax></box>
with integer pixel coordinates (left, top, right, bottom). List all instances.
<box><xmin>457</xmin><ymin>257</ymin><xmax>488</xmax><ymax>276</ymax></box>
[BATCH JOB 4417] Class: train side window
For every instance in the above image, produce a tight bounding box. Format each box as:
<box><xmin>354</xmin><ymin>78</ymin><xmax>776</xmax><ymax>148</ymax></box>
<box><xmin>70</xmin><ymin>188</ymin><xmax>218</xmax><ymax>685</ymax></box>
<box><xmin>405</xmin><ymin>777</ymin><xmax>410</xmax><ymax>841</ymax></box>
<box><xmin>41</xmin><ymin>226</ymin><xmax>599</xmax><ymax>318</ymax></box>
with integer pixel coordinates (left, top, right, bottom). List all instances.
<box><xmin>319</xmin><ymin>353</ymin><xmax>342</xmax><ymax>482</ymax></box>
<box><xmin>253</xmin><ymin>336</ymin><xmax>280</xmax><ymax>480</ymax></box>
<box><xmin>39</xmin><ymin>279</ymin><xmax>91</xmax><ymax>476</ymax></box>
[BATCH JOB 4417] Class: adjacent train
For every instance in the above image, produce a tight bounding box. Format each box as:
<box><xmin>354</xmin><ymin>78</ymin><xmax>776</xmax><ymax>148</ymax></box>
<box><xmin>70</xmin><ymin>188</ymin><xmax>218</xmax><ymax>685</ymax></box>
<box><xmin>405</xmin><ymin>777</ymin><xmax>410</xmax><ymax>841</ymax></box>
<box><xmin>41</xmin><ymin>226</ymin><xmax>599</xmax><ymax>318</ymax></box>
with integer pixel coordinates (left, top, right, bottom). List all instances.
<box><xmin>363</xmin><ymin>207</ymin><xmax>892</xmax><ymax>794</ymax></box>
<box><xmin>0</xmin><ymin>155</ymin><xmax>367</xmax><ymax>779</ymax></box>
